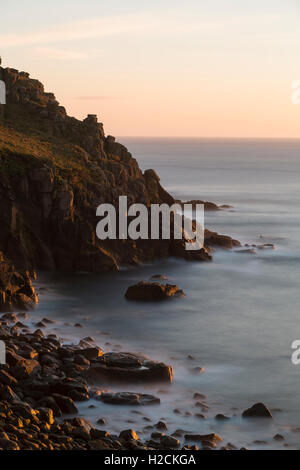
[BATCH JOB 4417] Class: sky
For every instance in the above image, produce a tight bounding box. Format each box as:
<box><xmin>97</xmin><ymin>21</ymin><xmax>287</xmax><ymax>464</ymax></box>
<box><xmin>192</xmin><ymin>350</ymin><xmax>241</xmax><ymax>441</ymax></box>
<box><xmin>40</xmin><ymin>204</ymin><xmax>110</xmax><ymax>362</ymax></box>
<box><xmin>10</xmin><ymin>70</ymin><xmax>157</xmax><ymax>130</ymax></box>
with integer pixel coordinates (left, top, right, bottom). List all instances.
<box><xmin>1</xmin><ymin>0</ymin><xmax>300</xmax><ymax>138</ymax></box>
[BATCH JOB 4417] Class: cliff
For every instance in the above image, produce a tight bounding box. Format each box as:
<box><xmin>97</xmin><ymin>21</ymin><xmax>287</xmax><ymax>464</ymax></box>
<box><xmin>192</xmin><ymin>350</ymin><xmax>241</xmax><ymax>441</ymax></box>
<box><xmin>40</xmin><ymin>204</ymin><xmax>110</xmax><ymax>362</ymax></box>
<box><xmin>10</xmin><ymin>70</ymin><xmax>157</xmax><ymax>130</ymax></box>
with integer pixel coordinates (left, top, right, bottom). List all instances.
<box><xmin>0</xmin><ymin>65</ymin><xmax>239</xmax><ymax>310</ymax></box>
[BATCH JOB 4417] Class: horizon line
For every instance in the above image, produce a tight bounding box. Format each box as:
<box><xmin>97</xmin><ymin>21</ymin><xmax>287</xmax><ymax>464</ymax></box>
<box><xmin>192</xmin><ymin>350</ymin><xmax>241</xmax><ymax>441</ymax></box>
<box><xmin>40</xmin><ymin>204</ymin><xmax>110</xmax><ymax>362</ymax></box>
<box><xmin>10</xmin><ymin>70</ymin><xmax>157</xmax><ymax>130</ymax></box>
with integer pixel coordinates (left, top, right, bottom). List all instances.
<box><xmin>117</xmin><ymin>136</ymin><xmax>300</xmax><ymax>140</ymax></box>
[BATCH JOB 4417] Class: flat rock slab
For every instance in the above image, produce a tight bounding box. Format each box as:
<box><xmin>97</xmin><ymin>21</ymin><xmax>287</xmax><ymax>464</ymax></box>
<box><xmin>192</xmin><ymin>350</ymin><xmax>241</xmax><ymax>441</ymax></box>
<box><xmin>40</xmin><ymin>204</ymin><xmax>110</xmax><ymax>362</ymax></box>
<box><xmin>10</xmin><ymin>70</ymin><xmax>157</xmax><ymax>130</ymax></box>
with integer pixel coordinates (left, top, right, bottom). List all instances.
<box><xmin>97</xmin><ymin>391</ymin><xmax>160</xmax><ymax>406</ymax></box>
<box><xmin>125</xmin><ymin>281</ymin><xmax>183</xmax><ymax>301</ymax></box>
<box><xmin>87</xmin><ymin>352</ymin><xmax>173</xmax><ymax>384</ymax></box>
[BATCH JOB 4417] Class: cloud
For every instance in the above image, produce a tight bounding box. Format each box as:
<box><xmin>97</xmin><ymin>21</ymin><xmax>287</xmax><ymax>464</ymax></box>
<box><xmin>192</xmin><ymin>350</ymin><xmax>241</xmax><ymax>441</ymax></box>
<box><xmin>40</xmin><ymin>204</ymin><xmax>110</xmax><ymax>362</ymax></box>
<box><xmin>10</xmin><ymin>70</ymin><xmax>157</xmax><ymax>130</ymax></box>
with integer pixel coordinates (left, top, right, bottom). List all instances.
<box><xmin>0</xmin><ymin>10</ymin><xmax>284</xmax><ymax>50</ymax></box>
<box><xmin>31</xmin><ymin>47</ymin><xmax>87</xmax><ymax>60</ymax></box>
<box><xmin>76</xmin><ymin>96</ymin><xmax>120</xmax><ymax>101</ymax></box>
<box><xmin>0</xmin><ymin>14</ymin><xmax>154</xmax><ymax>48</ymax></box>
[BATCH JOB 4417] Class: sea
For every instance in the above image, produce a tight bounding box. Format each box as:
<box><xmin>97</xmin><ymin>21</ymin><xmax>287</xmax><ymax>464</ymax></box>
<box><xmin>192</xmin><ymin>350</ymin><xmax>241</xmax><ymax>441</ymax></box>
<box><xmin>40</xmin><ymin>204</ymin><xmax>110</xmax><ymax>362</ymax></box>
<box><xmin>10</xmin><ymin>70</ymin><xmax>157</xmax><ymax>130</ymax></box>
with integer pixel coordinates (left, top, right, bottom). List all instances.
<box><xmin>32</xmin><ymin>138</ymin><xmax>300</xmax><ymax>450</ymax></box>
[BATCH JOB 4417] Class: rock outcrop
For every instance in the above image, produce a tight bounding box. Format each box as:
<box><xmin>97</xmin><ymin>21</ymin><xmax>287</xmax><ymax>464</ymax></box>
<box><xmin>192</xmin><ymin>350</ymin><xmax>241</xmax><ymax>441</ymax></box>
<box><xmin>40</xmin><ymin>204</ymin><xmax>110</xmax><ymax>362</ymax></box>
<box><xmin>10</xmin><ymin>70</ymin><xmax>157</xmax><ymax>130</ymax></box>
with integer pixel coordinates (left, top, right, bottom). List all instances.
<box><xmin>0</xmin><ymin>64</ymin><xmax>239</xmax><ymax>309</ymax></box>
<box><xmin>125</xmin><ymin>281</ymin><xmax>183</xmax><ymax>301</ymax></box>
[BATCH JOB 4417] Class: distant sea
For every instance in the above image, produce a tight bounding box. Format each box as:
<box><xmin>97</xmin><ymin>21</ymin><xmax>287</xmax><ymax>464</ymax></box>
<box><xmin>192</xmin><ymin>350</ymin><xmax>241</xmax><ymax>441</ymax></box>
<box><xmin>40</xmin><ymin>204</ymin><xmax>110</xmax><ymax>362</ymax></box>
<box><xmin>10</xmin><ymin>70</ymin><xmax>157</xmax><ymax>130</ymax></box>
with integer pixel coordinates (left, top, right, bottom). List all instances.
<box><xmin>35</xmin><ymin>138</ymin><xmax>300</xmax><ymax>449</ymax></box>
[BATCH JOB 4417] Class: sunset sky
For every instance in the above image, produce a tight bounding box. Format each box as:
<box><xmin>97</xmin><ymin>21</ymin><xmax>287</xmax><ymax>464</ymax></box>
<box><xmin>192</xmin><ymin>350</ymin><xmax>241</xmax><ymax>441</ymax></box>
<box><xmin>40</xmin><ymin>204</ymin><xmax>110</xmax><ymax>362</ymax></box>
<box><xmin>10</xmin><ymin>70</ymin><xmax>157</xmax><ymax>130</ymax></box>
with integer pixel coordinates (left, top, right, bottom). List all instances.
<box><xmin>1</xmin><ymin>0</ymin><xmax>300</xmax><ymax>137</ymax></box>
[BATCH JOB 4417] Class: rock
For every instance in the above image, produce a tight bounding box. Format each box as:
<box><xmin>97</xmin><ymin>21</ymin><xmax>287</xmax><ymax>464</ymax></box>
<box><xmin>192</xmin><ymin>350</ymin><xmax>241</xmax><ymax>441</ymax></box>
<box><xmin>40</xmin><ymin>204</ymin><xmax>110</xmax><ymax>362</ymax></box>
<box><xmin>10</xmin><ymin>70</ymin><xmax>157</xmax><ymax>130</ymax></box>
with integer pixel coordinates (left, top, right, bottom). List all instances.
<box><xmin>155</xmin><ymin>421</ymin><xmax>168</xmax><ymax>431</ymax></box>
<box><xmin>87</xmin><ymin>352</ymin><xmax>173</xmax><ymax>383</ymax></box>
<box><xmin>76</xmin><ymin>347</ymin><xmax>103</xmax><ymax>361</ymax></box>
<box><xmin>160</xmin><ymin>435</ymin><xmax>180</xmax><ymax>448</ymax></box>
<box><xmin>151</xmin><ymin>431</ymin><xmax>165</xmax><ymax>440</ymax></box>
<box><xmin>97</xmin><ymin>418</ymin><xmax>106</xmax><ymax>425</ymax></box>
<box><xmin>119</xmin><ymin>429</ymin><xmax>139</xmax><ymax>441</ymax></box>
<box><xmin>125</xmin><ymin>282</ymin><xmax>181</xmax><ymax>301</ymax></box>
<box><xmin>215</xmin><ymin>414</ymin><xmax>230</xmax><ymax>421</ymax></box>
<box><xmin>10</xmin><ymin>359</ymin><xmax>40</xmax><ymax>379</ymax></box>
<box><xmin>98</xmin><ymin>392</ymin><xmax>160</xmax><ymax>406</ymax></box>
<box><xmin>0</xmin><ymin>369</ymin><xmax>17</xmax><ymax>386</ymax></box>
<box><xmin>242</xmin><ymin>403</ymin><xmax>272</xmax><ymax>418</ymax></box>
<box><xmin>52</xmin><ymin>394</ymin><xmax>78</xmax><ymax>414</ymax></box>
<box><xmin>0</xmin><ymin>438</ymin><xmax>20</xmax><ymax>450</ymax></box>
<box><xmin>150</xmin><ymin>274</ymin><xmax>168</xmax><ymax>280</ymax></box>
<box><xmin>184</xmin><ymin>433</ymin><xmax>222</xmax><ymax>443</ymax></box>
<box><xmin>190</xmin><ymin>366</ymin><xmax>205</xmax><ymax>374</ymax></box>
<box><xmin>273</xmin><ymin>434</ymin><xmax>284</xmax><ymax>441</ymax></box>
<box><xmin>90</xmin><ymin>429</ymin><xmax>109</xmax><ymax>439</ymax></box>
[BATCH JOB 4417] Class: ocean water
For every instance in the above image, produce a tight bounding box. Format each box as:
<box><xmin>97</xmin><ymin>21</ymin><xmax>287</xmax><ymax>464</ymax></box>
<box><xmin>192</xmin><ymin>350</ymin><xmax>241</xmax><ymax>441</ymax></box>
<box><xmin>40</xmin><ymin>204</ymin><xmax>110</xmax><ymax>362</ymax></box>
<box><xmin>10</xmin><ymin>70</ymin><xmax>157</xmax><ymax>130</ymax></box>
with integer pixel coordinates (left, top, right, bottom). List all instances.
<box><xmin>33</xmin><ymin>138</ymin><xmax>300</xmax><ymax>449</ymax></box>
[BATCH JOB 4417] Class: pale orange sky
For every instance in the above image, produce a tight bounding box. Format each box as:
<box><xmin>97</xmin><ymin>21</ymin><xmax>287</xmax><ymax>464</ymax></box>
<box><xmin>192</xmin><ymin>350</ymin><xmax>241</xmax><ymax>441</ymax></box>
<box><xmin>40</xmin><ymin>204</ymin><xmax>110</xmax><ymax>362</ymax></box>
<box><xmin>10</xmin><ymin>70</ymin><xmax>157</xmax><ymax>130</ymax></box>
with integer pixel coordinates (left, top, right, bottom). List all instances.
<box><xmin>1</xmin><ymin>0</ymin><xmax>300</xmax><ymax>137</ymax></box>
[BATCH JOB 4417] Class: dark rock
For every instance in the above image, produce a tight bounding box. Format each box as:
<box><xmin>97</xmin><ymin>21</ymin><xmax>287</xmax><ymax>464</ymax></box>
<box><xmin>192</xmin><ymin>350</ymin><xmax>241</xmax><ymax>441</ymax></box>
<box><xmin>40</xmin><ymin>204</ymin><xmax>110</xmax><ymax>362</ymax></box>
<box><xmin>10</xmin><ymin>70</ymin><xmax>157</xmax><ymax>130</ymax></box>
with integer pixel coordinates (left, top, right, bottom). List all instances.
<box><xmin>87</xmin><ymin>352</ymin><xmax>173</xmax><ymax>383</ymax></box>
<box><xmin>242</xmin><ymin>403</ymin><xmax>272</xmax><ymax>419</ymax></box>
<box><xmin>125</xmin><ymin>282</ymin><xmax>181</xmax><ymax>301</ymax></box>
<box><xmin>160</xmin><ymin>435</ymin><xmax>180</xmax><ymax>448</ymax></box>
<box><xmin>98</xmin><ymin>392</ymin><xmax>160</xmax><ymax>406</ymax></box>
<box><xmin>215</xmin><ymin>414</ymin><xmax>230</xmax><ymax>421</ymax></box>
<box><xmin>119</xmin><ymin>429</ymin><xmax>139</xmax><ymax>441</ymax></box>
<box><xmin>52</xmin><ymin>394</ymin><xmax>78</xmax><ymax>414</ymax></box>
<box><xmin>184</xmin><ymin>433</ymin><xmax>222</xmax><ymax>443</ymax></box>
<box><xmin>155</xmin><ymin>421</ymin><xmax>168</xmax><ymax>431</ymax></box>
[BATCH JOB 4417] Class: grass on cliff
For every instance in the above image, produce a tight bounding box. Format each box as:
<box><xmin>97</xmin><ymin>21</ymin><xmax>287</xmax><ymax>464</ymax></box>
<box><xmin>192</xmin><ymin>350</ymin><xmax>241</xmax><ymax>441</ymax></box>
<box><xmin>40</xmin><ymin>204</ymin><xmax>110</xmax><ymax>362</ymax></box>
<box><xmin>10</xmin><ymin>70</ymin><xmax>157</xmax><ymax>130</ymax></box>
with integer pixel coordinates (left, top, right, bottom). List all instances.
<box><xmin>0</xmin><ymin>108</ymin><xmax>98</xmax><ymax>186</ymax></box>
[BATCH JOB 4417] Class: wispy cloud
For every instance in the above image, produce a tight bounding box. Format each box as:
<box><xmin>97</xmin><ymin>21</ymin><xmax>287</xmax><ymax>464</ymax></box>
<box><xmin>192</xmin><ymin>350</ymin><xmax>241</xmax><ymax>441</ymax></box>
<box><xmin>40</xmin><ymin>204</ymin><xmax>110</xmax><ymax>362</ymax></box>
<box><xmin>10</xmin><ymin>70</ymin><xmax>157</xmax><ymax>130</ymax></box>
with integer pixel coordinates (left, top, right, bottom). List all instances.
<box><xmin>0</xmin><ymin>10</ymin><xmax>285</xmax><ymax>50</ymax></box>
<box><xmin>31</xmin><ymin>47</ymin><xmax>87</xmax><ymax>60</ymax></box>
<box><xmin>76</xmin><ymin>96</ymin><xmax>120</xmax><ymax>101</ymax></box>
<box><xmin>0</xmin><ymin>14</ymin><xmax>154</xmax><ymax>48</ymax></box>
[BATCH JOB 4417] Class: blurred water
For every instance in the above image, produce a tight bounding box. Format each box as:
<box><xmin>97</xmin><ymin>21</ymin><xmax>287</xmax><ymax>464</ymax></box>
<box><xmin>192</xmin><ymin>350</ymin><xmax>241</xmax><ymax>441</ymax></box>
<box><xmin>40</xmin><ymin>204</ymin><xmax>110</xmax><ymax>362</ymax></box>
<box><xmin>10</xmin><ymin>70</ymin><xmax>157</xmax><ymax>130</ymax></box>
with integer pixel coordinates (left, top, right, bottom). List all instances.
<box><xmin>33</xmin><ymin>138</ymin><xmax>300</xmax><ymax>449</ymax></box>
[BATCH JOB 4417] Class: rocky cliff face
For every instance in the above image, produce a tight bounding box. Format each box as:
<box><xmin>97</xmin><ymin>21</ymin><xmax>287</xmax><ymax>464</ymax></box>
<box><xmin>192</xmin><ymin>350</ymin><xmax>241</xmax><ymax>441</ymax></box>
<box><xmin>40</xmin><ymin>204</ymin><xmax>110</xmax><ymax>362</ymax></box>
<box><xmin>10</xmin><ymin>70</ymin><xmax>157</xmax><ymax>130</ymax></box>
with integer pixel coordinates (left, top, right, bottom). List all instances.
<box><xmin>0</xmin><ymin>65</ymin><xmax>239</xmax><ymax>310</ymax></box>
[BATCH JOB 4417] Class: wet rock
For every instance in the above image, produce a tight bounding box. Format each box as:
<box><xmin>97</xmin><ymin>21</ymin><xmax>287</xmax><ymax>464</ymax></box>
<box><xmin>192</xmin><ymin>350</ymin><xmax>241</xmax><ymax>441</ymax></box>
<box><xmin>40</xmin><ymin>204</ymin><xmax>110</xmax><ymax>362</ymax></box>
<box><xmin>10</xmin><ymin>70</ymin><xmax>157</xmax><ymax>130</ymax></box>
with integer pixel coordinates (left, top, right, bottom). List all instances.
<box><xmin>125</xmin><ymin>282</ymin><xmax>181</xmax><ymax>301</ymax></box>
<box><xmin>184</xmin><ymin>433</ymin><xmax>222</xmax><ymax>443</ymax></box>
<box><xmin>119</xmin><ymin>429</ymin><xmax>139</xmax><ymax>441</ymax></box>
<box><xmin>242</xmin><ymin>403</ymin><xmax>272</xmax><ymax>419</ymax></box>
<box><xmin>273</xmin><ymin>434</ymin><xmax>284</xmax><ymax>441</ymax></box>
<box><xmin>98</xmin><ymin>392</ymin><xmax>160</xmax><ymax>406</ymax></box>
<box><xmin>190</xmin><ymin>366</ymin><xmax>205</xmax><ymax>374</ymax></box>
<box><xmin>87</xmin><ymin>352</ymin><xmax>173</xmax><ymax>383</ymax></box>
<box><xmin>0</xmin><ymin>438</ymin><xmax>20</xmax><ymax>450</ymax></box>
<box><xmin>77</xmin><ymin>347</ymin><xmax>104</xmax><ymax>361</ymax></box>
<box><xmin>150</xmin><ymin>274</ymin><xmax>168</xmax><ymax>280</ymax></box>
<box><xmin>193</xmin><ymin>392</ymin><xmax>206</xmax><ymax>400</ymax></box>
<box><xmin>97</xmin><ymin>418</ymin><xmax>106</xmax><ymax>425</ymax></box>
<box><xmin>151</xmin><ymin>431</ymin><xmax>165</xmax><ymax>440</ymax></box>
<box><xmin>160</xmin><ymin>435</ymin><xmax>180</xmax><ymax>448</ymax></box>
<box><xmin>90</xmin><ymin>429</ymin><xmax>110</xmax><ymax>440</ymax></box>
<box><xmin>155</xmin><ymin>421</ymin><xmax>168</xmax><ymax>431</ymax></box>
<box><xmin>52</xmin><ymin>394</ymin><xmax>78</xmax><ymax>414</ymax></box>
<box><xmin>215</xmin><ymin>414</ymin><xmax>230</xmax><ymax>421</ymax></box>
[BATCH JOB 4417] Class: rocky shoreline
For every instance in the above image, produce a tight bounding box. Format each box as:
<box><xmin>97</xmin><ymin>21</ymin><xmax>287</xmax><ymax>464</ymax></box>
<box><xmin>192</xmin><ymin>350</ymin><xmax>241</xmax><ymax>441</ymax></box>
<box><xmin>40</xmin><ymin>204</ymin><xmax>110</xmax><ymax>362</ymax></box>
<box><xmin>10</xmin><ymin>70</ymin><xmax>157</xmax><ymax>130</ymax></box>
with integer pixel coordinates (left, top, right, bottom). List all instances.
<box><xmin>0</xmin><ymin>308</ymin><xmax>283</xmax><ymax>451</ymax></box>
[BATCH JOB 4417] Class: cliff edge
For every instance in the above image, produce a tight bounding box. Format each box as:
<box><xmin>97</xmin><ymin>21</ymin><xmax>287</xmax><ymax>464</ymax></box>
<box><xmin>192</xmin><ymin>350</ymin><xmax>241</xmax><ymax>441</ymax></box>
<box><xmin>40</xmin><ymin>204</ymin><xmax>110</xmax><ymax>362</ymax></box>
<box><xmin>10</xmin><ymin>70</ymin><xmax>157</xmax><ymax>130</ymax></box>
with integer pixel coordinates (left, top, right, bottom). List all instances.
<box><xmin>0</xmin><ymin>65</ymin><xmax>239</xmax><ymax>310</ymax></box>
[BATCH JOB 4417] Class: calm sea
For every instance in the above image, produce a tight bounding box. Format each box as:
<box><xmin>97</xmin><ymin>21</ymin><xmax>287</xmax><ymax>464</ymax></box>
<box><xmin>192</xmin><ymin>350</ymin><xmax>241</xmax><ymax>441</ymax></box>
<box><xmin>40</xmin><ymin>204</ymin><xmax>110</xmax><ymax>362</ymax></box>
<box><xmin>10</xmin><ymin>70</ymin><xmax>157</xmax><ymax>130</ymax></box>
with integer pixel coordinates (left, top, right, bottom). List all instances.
<box><xmin>34</xmin><ymin>138</ymin><xmax>300</xmax><ymax>449</ymax></box>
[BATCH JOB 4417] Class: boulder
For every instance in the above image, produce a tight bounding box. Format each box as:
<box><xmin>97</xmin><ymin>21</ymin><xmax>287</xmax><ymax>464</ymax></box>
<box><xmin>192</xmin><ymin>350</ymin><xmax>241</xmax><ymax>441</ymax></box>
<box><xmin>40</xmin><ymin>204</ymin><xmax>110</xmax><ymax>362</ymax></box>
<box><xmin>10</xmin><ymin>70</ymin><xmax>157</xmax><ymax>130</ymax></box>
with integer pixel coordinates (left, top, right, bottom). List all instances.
<box><xmin>242</xmin><ymin>403</ymin><xmax>272</xmax><ymax>418</ymax></box>
<box><xmin>87</xmin><ymin>352</ymin><xmax>173</xmax><ymax>383</ymax></box>
<box><xmin>97</xmin><ymin>392</ymin><xmax>160</xmax><ymax>406</ymax></box>
<box><xmin>119</xmin><ymin>429</ymin><xmax>139</xmax><ymax>441</ymax></box>
<box><xmin>160</xmin><ymin>435</ymin><xmax>180</xmax><ymax>448</ymax></box>
<box><xmin>125</xmin><ymin>281</ymin><xmax>181</xmax><ymax>301</ymax></box>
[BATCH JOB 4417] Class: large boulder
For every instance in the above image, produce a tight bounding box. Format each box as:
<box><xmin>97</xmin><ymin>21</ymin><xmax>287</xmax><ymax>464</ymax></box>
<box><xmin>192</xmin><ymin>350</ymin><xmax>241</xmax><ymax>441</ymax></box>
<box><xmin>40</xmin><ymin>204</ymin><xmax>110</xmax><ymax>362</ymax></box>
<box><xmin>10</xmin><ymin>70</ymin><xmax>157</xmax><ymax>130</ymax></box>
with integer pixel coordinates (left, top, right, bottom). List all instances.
<box><xmin>97</xmin><ymin>391</ymin><xmax>160</xmax><ymax>406</ymax></box>
<box><xmin>125</xmin><ymin>281</ymin><xmax>181</xmax><ymax>301</ymax></box>
<box><xmin>242</xmin><ymin>403</ymin><xmax>272</xmax><ymax>418</ymax></box>
<box><xmin>87</xmin><ymin>352</ymin><xmax>173</xmax><ymax>383</ymax></box>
